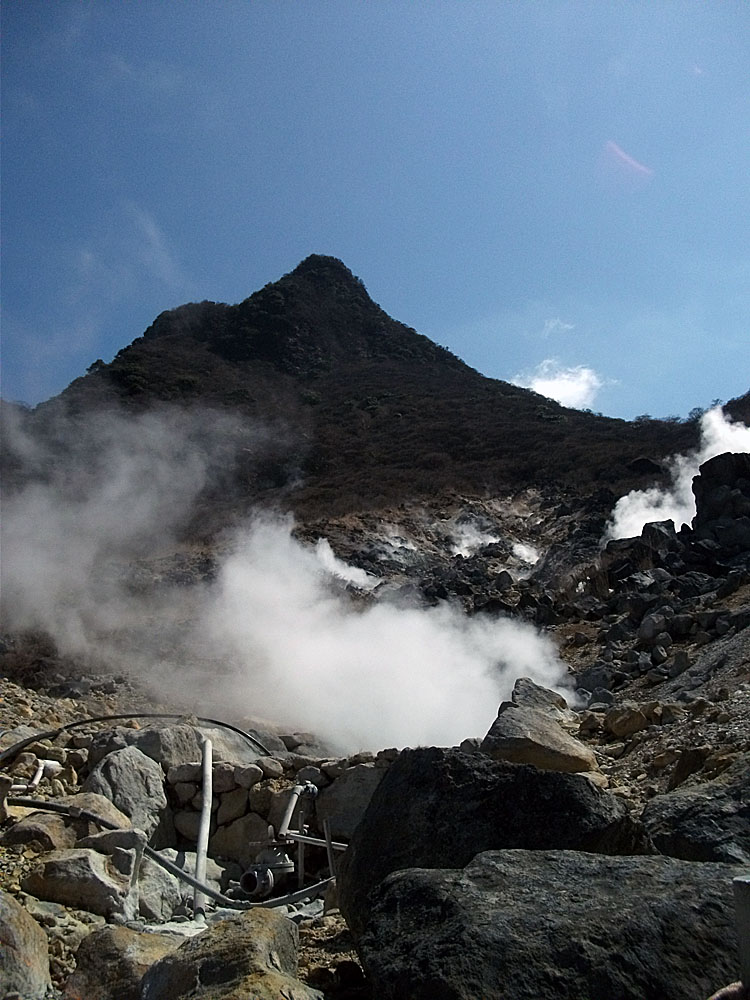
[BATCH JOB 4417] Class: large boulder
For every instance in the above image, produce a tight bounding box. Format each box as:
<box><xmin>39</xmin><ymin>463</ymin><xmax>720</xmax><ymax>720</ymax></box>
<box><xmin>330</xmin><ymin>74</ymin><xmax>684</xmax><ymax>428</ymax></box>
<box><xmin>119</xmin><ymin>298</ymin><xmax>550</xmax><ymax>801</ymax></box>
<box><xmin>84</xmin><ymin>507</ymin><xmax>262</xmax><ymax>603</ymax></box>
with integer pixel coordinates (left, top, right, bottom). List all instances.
<box><xmin>64</xmin><ymin>924</ymin><xmax>183</xmax><ymax>1000</ymax></box>
<box><xmin>338</xmin><ymin>747</ymin><xmax>647</xmax><ymax>936</ymax></box>
<box><xmin>315</xmin><ymin>762</ymin><xmax>386</xmax><ymax>839</ymax></box>
<box><xmin>479</xmin><ymin>703</ymin><xmax>598</xmax><ymax>773</ymax></box>
<box><xmin>642</xmin><ymin>753</ymin><xmax>750</xmax><ymax>863</ymax></box>
<box><xmin>140</xmin><ymin>908</ymin><xmax>323</xmax><ymax>1000</ymax></box>
<box><xmin>83</xmin><ymin>745</ymin><xmax>168</xmax><ymax>839</ymax></box>
<box><xmin>358</xmin><ymin>850</ymin><xmax>743</xmax><ymax>1000</ymax></box>
<box><xmin>0</xmin><ymin>792</ymin><xmax>132</xmax><ymax>852</ymax></box>
<box><xmin>209</xmin><ymin>810</ymin><xmax>270</xmax><ymax>867</ymax></box>
<box><xmin>0</xmin><ymin>889</ymin><xmax>51</xmax><ymax>1000</ymax></box>
<box><xmin>692</xmin><ymin>451</ymin><xmax>750</xmax><ymax>555</ymax></box>
<box><xmin>22</xmin><ymin>845</ymin><xmax>140</xmax><ymax>920</ymax></box>
<box><xmin>87</xmin><ymin>724</ymin><xmax>203</xmax><ymax>770</ymax></box>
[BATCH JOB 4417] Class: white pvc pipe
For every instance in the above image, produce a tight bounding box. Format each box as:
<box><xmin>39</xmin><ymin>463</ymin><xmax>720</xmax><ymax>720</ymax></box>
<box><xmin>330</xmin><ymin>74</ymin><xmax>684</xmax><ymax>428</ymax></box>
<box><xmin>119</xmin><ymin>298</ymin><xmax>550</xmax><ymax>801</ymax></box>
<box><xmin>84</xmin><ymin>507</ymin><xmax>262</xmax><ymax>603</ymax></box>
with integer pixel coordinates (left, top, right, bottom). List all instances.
<box><xmin>10</xmin><ymin>759</ymin><xmax>62</xmax><ymax>794</ymax></box>
<box><xmin>193</xmin><ymin>738</ymin><xmax>213</xmax><ymax>919</ymax></box>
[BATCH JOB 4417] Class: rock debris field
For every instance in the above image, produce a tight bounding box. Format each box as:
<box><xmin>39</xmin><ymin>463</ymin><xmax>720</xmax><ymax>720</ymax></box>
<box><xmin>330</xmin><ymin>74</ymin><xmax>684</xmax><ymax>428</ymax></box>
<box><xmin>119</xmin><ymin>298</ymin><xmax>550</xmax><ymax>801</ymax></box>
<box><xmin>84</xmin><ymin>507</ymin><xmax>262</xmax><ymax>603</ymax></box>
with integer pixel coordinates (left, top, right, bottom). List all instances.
<box><xmin>2</xmin><ymin>451</ymin><xmax>750</xmax><ymax>999</ymax></box>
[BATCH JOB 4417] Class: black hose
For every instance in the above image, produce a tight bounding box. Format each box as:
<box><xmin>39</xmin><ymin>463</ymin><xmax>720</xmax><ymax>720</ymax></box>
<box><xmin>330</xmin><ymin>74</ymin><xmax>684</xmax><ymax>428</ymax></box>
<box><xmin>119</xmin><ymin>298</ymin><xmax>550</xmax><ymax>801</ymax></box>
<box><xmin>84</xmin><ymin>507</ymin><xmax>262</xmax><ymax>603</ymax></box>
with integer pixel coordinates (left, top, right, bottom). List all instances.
<box><xmin>0</xmin><ymin>712</ymin><xmax>272</xmax><ymax>765</ymax></box>
<box><xmin>6</xmin><ymin>796</ymin><xmax>333</xmax><ymax>911</ymax></box>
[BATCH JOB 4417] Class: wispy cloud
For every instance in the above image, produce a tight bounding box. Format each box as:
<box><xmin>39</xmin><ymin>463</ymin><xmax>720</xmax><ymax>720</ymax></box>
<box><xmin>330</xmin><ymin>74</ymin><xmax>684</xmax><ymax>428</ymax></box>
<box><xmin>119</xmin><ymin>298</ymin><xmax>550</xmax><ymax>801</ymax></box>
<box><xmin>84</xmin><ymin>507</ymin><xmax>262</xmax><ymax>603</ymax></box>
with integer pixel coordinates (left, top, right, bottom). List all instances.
<box><xmin>512</xmin><ymin>358</ymin><xmax>607</xmax><ymax>409</ymax></box>
<box><xmin>103</xmin><ymin>54</ymin><xmax>183</xmax><ymax>94</ymax></box>
<box><xmin>597</xmin><ymin>140</ymin><xmax>654</xmax><ymax>192</ymax></box>
<box><xmin>3</xmin><ymin>204</ymin><xmax>191</xmax><ymax>403</ymax></box>
<box><xmin>125</xmin><ymin>203</ymin><xmax>189</xmax><ymax>292</ymax></box>
<box><xmin>541</xmin><ymin>317</ymin><xmax>575</xmax><ymax>338</ymax></box>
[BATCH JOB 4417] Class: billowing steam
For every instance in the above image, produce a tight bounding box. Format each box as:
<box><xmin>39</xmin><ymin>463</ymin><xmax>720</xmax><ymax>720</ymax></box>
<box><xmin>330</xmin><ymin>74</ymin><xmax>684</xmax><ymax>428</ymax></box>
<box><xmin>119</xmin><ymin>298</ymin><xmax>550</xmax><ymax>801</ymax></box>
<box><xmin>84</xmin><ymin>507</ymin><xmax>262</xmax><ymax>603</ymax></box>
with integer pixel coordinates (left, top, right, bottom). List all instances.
<box><xmin>512</xmin><ymin>541</ymin><xmax>540</xmax><ymax>565</ymax></box>
<box><xmin>314</xmin><ymin>538</ymin><xmax>378</xmax><ymax>590</ymax></box>
<box><xmin>1</xmin><ymin>405</ymin><xmax>571</xmax><ymax>751</ymax></box>
<box><xmin>606</xmin><ymin>408</ymin><xmax>750</xmax><ymax>540</ymax></box>
<box><xmin>449</xmin><ymin>522</ymin><xmax>500</xmax><ymax>557</ymax></box>
<box><xmin>200</xmin><ymin>518</ymin><xmax>566</xmax><ymax>750</ymax></box>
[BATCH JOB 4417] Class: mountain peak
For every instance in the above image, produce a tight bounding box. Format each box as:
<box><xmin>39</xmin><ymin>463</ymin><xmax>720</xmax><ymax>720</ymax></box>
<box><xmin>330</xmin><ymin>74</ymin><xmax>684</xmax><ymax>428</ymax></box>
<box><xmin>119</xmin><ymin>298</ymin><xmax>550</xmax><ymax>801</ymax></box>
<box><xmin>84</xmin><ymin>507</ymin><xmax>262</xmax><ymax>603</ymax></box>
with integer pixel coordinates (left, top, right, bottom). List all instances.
<box><xmin>289</xmin><ymin>254</ymin><xmax>358</xmax><ymax>279</ymax></box>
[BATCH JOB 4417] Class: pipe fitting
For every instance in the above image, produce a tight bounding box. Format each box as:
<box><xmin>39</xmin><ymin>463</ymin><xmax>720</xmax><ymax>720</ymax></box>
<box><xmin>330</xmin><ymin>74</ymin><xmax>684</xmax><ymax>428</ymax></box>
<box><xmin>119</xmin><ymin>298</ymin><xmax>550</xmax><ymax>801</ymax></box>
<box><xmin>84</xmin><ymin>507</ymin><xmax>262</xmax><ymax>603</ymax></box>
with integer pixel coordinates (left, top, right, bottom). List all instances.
<box><xmin>277</xmin><ymin>782</ymin><xmax>318</xmax><ymax>840</ymax></box>
<box><xmin>10</xmin><ymin>758</ymin><xmax>63</xmax><ymax>794</ymax></box>
<box><xmin>240</xmin><ymin>845</ymin><xmax>295</xmax><ymax>899</ymax></box>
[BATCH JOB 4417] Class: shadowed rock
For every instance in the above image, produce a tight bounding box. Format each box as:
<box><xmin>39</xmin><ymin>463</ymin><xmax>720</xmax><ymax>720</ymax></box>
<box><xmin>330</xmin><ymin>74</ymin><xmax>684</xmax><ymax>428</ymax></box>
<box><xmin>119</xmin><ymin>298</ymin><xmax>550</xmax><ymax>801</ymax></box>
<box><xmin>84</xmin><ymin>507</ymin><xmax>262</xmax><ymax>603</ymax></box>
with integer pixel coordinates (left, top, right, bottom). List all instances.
<box><xmin>357</xmin><ymin>850</ymin><xmax>743</xmax><ymax>1000</ymax></box>
<box><xmin>338</xmin><ymin>747</ymin><xmax>648</xmax><ymax>936</ymax></box>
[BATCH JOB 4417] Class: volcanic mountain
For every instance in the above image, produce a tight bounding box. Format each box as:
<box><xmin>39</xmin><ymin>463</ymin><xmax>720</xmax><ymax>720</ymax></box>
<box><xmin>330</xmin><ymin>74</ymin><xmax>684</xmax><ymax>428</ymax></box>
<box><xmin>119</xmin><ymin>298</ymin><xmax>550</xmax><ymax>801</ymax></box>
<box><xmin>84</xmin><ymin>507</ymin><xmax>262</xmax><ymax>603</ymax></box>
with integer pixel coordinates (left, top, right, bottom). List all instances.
<box><xmin>1</xmin><ymin>256</ymin><xmax>750</xmax><ymax>999</ymax></box>
<box><xmin>14</xmin><ymin>253</ymin><xmax>748</xmax><ymax>525</ymax></box>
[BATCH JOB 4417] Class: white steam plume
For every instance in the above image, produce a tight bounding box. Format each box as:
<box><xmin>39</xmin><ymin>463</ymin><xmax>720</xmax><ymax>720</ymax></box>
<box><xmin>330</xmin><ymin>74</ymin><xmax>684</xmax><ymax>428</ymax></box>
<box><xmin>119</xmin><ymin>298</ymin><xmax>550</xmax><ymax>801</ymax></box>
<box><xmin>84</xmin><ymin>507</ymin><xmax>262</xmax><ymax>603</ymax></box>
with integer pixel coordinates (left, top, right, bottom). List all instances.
<box><xmin>605</xmin><ymin>407</ymin><xmax>750</xmax><ymax>540</ymax></box>
<box><xmin>314</xmin><ymin>538</ymin><xmax>378</xmax><ymax>590</ymax></box>
<box><xmin>199</xmin><ymin>517</ymin><xmax>567</xmax><ymax>751</ymax></box>
<box><xmin>450</xmin><ymin>522</ymin><xmax>500</xmax><ymax>557</ymax></box>
<box><xmin>512</xmin><ymin>541</ymin><xmax>540</xmax><ymax>565</ymax></box>
<box><xmin>2</xmin><ymin>404</ymin><xmax>572</xmax><ymax>752</ymax></box>
<box><xmin>1</xmin><ymin>404</ymin><xmax>272</xmax><ymax>653</ymax></box>
<box><xmin>512</xmin><ymin>359</ymin><xmax>605</xmax><ymax>409</ymax></box>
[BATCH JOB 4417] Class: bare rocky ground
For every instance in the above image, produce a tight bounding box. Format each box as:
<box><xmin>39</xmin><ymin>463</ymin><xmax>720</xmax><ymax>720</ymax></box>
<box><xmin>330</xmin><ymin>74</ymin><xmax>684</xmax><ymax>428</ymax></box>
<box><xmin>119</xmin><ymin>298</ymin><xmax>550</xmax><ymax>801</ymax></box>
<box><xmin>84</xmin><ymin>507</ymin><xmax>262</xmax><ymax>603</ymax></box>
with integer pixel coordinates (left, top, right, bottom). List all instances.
<box><xmin>0</xmin><ymin>657</ymin><xmax>369</xmax><ymax>997</ymax></box>
<box><xmin>2</xmin><ymin>572</ymin><xmax>747</xmax><ymax>996</ymax></box>
<box><xmin>2</xmin><ymin>460</ymin><xmax>749</xmax><ymax>997</ymax></box>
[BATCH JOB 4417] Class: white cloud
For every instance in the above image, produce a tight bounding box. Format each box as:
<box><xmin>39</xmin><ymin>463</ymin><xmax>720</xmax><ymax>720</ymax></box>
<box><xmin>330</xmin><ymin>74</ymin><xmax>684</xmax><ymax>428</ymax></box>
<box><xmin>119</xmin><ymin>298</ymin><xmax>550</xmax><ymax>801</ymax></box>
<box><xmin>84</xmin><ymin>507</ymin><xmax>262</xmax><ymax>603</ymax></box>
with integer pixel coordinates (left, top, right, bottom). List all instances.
<box><xmin>541</xmin><ymin>318</ymin><xmax>575</xmax><ymax>338</ymax></box>
<box><xmin>512</xmin><ymin>358</ymin><xmax>605</xmax><ymax>409</ymax></box>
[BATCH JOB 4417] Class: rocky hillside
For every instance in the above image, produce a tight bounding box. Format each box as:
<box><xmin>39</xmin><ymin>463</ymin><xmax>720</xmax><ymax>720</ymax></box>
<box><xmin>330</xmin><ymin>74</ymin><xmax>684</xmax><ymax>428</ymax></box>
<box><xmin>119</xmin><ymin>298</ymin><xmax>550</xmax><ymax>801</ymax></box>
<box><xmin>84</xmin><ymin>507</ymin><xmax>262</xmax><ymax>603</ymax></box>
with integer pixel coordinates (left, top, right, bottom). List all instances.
<box><xmin>1</xmin><ymin>257</ymin><xmax>749</xmax><ymax>999</ymax></box>
<box><xmin>10</xmin><ymin>253</ymin><xmax>748</xmax><ymax>523</ymax></box>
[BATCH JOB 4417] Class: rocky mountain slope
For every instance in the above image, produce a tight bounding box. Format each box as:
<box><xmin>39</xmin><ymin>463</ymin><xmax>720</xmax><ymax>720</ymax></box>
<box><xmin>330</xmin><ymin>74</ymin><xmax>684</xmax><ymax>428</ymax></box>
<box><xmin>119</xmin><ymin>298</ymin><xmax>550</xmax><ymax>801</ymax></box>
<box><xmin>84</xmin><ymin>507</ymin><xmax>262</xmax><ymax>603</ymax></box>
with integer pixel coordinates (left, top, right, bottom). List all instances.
<box><xmin>1</xmin><ymin>257</ymin><xmax>749</xmax><ymax>998</ymax></box>
<box><xmin>9</xmin><ymin>253</ymin><xmax>749</xmax><ymax>520</ymax></box>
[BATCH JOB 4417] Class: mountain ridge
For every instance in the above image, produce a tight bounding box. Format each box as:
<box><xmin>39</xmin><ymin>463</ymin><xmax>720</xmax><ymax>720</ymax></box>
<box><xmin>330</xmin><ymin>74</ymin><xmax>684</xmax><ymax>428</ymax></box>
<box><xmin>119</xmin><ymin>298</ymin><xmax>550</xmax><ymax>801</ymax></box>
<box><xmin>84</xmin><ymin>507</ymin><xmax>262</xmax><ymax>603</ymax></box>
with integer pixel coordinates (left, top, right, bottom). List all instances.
<box><xmin>6</xmin><ymin>254</ymin><xmax>749</xmax><ymax>521</ymax></box>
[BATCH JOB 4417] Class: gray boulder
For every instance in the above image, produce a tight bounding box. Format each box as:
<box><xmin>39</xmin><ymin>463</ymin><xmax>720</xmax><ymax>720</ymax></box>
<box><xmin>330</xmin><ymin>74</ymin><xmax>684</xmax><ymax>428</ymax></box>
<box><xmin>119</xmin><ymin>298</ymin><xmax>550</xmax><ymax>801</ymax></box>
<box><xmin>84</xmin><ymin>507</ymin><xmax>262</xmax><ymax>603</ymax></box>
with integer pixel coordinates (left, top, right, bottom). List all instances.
<box><xmin>140</xmin><ymin>907</ymin><xmax>323</xmax><ymax>1000</ymax></box>
<box><xmin>0</xmin><ymin>888</ymin><xmax>51</xmax><ymax>1000</ymax></box>
<box><xmin>642</xmin><ymin>752</ymin><xmax>750</xmax><ymax>863</ymax></box>
<box><xmin>136</xmin><ymin>855</ymin><xmax>182</xmax><ymax>922</ymax></box>
<box><xmin>338</xmin><ymin>747</ymin><xmax>647</xmax><ymax>936</ymax></box>
<box><xmin>83</xmin><ymin>745</ymin><xmax>168</xmax><ymax>839</ymax></box>
<box><xmin>0</xmin><ymin>808</ymin><xmax>77</xmax><ymax>851</ymax></box>
<box><xmin>209</xmin><ymin>811</ymin><xmax>270</xmax><ymax>867</ymax></box>
<box><xmin>64</xmin><ymin>924</ymin><xmax>183</xmax><ymax>1000</ymax></box>
<box><xmin>197</xmin><ymin>724</ymin><xmax>285</xmax><ymax>762</ymax></box>
<box><xmin>509</xmin><ymin>676</ymin><xmax>579</xmax><ymax>724</ymax></box>
<box><xmin>87</xmin><ymin>724</ymin><xmax>203</xmax><ymax>770</ymax></box>
<box><xmin>480</xmin><ymin>703</ymin><xmax>598</xmax><ymax>773</ymax></box>
<box><xmin>358</xmin><ymin>850</ymin><xmax>743</xmax><ymax>1000</ymax></box>
<box><xmin>22</xmin><ymin>846</ymin><xmax>139</xmax><ymax>920</ymax></box>
<box><xmin>692</xmin><ymin>451</ymin><xmax>750</xmax><ymax>554</ymax></box>
<box><xmin>315</xmin><ymin>762</ymin><xmax>386</xmax><ymax>839</ymax></box>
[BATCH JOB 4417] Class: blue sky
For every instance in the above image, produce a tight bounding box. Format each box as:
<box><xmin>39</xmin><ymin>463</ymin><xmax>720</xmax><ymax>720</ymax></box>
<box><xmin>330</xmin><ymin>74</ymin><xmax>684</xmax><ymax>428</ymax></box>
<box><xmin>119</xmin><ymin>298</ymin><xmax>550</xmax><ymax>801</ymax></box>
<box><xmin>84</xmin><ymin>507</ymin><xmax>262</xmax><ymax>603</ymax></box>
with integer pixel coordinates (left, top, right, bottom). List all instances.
<box><xmin>2</xmin><ymin>1</ymin><xmax>748</xmax><ymax>418</ymax></box>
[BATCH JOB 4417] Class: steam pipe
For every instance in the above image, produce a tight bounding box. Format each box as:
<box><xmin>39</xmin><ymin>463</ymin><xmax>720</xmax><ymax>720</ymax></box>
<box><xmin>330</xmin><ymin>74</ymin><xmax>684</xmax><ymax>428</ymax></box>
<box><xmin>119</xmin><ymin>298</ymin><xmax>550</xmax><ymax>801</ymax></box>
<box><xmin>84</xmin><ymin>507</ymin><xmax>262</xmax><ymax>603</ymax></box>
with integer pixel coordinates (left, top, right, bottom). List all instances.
<box><xmin>6</xmin><ymin>797</ymin><xmax>334</xmax><ymax>910</ymax></box>
<box><xmin>9</xmin><ymin>759</ymin><xmax>63</xmax><ymax>794</ymax></box>
<box><xmin>284</xmin><ymin>831</ymin><xmax>347</xmax><ymax>851</ymax></box>
<box><xmin>277</xmin><ymin>782</ymin><xmax>317</xmax><ymax>839</ymax></box>
<box><xmin>323</xmin><ymin>817</ymin><xmax>337</xmax><ymax>877</ymax></box>
<box><xmin>297</xmin><ymin>808</ymin><xmax>306</xmax><ymax>889</ymax></box>
<box><xmin>193</xmin><ymin>737</ymin><xmax>213</xmax><ymax>920</ymax></box>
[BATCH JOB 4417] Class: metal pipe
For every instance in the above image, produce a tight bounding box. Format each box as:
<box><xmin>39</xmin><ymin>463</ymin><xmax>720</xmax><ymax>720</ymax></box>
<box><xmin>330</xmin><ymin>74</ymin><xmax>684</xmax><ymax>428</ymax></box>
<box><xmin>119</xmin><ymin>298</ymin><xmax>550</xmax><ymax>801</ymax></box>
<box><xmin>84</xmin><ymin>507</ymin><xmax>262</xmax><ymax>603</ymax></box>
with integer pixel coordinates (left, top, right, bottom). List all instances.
<box><xmin>193</xmin><ymin>737</ymin><xmax>213</xmax><ymax>919</ymax></box>
<box><xmin>6</xmin><ymin>797</ymin><xmax>334</xmax><ymax>910</ymax></box>
<box><xmin>277</xmin><ymin>782</ymin><xmax>316</xmax><ymax>839</ymax></box>
<box><xmin>0</xmin><ymin>712</ymin><xmax>272</xmax><ymax>766</ymax></box>
<box><xmin>323</xmin><ymin>817</ymin><xmax>337</xmax><ymax>877</ymax></box>
<box><xmin>297</xmin><ymin>808</ymin><xmax>306</xmax><ymax>889</ymax></box>
<box><xmin>284</xmin><ymin>831</ymin><xmax>347</xmax><ymax>851</ymax></box>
